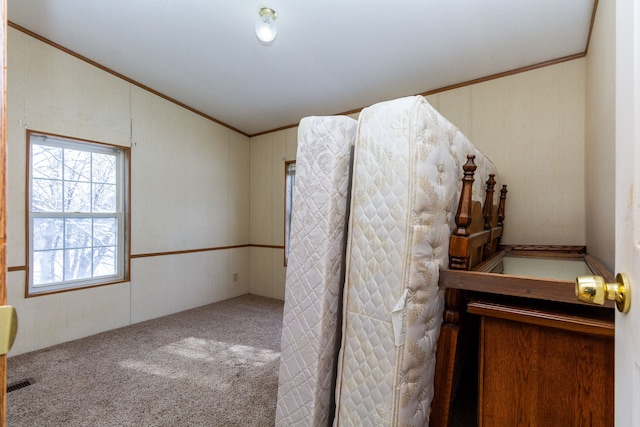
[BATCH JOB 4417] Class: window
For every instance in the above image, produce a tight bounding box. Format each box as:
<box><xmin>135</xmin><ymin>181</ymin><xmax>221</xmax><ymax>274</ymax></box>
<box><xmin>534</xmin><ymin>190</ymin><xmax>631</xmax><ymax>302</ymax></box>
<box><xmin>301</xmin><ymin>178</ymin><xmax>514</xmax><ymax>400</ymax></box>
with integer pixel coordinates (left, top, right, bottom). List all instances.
<box><xmin>28</xmin><ymin>131</ymin><xmax>129</xmax><ymax>295</ymax></box>
<box><xmin>284</xmin><ymin>161</ymin><xmax>296</xmax><ymax>266</ymax></box>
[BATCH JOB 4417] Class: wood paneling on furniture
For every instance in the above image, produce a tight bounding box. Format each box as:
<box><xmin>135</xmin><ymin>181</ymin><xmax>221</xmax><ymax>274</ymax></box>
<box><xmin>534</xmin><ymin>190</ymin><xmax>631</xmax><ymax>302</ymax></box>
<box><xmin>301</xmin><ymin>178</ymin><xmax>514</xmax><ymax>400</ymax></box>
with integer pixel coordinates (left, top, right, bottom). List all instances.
<box><xmin>439</xmin><ymin>245</ymin><xmax>615</xmax><ymax>426</ymax></box>
<box><xmin>470</xmin><ymin>301</ymin><xmax>613</xmax><ymax>426</ymax></box>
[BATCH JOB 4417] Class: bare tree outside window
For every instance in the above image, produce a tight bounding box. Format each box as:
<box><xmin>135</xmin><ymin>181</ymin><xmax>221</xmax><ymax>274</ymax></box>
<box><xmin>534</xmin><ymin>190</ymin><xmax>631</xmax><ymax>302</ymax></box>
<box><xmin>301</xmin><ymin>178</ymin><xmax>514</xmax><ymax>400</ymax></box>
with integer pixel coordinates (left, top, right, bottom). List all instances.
<box><xmin>28</xmin><ymin>132</ymin><xmax>128</xmax><ymax>295</ymax></box>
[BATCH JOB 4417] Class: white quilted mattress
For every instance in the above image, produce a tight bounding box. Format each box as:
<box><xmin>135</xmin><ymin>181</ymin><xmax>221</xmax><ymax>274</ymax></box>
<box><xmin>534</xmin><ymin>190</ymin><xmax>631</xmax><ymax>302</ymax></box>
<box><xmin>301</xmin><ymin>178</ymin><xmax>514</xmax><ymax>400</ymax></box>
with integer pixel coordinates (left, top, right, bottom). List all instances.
<box><xmin>333</xmin><ymin>96</ymin><xmax>496</xmax><ymax>426</ymax></box>
<box><xmin>275</xmin><ymin>115</ymin><xmax>358</xmax><ymax>427</ymax></box>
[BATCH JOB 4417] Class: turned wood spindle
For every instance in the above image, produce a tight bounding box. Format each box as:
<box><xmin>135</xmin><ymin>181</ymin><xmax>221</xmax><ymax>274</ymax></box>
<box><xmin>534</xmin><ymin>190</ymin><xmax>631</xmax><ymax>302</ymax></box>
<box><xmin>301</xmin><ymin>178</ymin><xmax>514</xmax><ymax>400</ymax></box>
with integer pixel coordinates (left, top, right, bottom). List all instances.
<box><xmin>498</xmin><ymin>184</ymin><xmax>508</xmax><ymax>226</ymax></box>
<box><xmin>453</xmin><ymin>155</ymin><xmax>476</xmax><ymax>237</ymax></box>
<box><xmin>483</xmin><ymin>174</ymin><xmax>496</xmax><ymax>230</ymax></box>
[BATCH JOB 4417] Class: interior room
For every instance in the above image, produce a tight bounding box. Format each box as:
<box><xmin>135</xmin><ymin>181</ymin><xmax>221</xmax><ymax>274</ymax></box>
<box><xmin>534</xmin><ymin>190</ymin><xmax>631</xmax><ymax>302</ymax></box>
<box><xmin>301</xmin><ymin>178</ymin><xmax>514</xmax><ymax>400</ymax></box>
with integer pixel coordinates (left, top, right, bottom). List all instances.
<box><xmin>2</xmin><ymin>0</ymin><xmax>632</xmax><ymax>425</ymax></box>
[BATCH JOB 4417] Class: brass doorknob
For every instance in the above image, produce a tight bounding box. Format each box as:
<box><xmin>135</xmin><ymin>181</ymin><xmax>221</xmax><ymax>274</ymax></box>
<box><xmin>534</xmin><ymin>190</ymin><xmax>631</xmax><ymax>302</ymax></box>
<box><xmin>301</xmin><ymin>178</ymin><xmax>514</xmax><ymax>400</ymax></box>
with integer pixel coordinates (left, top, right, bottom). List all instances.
<box><xmin>576</xmin><ymin>273</ymin><xmax>631</xmax><ymax>313</ymax></box>
<box><xmin>0</xmin><ymin>306</ymin><xmax>17</xmax><ymax>355</ymax></box>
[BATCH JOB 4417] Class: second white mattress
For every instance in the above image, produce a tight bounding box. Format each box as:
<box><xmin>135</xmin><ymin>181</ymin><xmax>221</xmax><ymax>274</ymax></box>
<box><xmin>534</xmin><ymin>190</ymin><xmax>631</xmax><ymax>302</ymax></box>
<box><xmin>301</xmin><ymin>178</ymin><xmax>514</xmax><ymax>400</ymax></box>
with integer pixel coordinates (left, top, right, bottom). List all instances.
<box><xmin>334</xmin><ymin>96</ymin><xmax>496</xmax><ymax>426</ymax></box>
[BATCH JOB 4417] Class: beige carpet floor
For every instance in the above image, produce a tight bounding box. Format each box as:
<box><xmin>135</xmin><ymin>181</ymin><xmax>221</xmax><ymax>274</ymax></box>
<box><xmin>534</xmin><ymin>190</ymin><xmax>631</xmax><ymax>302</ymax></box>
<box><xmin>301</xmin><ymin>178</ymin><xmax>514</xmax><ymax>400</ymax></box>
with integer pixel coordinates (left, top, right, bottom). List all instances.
<box><xmin>7</xmin><ymin>294</ymin><xmax>284</xmax><ymax>427</ymax></box>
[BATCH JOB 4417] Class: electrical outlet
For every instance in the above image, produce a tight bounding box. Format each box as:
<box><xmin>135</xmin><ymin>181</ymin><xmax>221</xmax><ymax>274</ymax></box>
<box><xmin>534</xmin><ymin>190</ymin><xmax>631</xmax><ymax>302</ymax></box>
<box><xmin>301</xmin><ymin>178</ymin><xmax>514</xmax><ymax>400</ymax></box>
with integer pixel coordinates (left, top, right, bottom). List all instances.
<box><xmin>233</xmin><ymin>273</ymin><xmax>238</xmax><ymax>282</ymax></box>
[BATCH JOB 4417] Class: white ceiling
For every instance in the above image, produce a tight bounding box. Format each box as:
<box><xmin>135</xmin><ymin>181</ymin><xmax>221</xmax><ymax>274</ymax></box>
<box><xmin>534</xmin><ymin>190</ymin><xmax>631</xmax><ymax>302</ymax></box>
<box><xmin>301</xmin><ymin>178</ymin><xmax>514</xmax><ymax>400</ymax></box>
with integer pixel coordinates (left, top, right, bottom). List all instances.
<box><xmin>8</xmin><ymin>0</ymin><xmax>595</xmax><ymax>136</ymax></box>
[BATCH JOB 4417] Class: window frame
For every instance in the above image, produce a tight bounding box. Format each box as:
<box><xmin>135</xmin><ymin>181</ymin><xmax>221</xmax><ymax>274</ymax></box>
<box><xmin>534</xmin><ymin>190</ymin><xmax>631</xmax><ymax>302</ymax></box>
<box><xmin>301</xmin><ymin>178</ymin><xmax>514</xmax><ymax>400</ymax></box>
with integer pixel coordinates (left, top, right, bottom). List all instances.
<box><xmin>284</xmin><ymin>160</ymin><xmax>296</xmax><ymax>266</ymax></box>
<box><xmin>26</xmin><ymin>130</ymin><xmax>130</xmax><ymax>297</ymax></box>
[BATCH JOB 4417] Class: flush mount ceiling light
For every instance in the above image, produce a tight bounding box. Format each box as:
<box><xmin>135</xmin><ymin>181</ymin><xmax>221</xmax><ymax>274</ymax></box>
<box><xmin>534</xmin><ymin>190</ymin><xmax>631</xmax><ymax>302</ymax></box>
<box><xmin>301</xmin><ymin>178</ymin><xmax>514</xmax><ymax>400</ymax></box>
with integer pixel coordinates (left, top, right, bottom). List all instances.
<box><xmin>255</xmin><ymin>7</ymin><xmax>277</xmax><ymax>44</ymax></box>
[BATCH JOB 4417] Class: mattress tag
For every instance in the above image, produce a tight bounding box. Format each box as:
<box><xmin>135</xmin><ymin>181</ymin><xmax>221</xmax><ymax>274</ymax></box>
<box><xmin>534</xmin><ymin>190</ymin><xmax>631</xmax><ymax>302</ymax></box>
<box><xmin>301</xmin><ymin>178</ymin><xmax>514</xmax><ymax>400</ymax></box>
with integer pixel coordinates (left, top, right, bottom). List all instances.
<box><xmin>391</xmin><ymin>289</ymin><xmax>409</xmax><ymax>346</ymax></box>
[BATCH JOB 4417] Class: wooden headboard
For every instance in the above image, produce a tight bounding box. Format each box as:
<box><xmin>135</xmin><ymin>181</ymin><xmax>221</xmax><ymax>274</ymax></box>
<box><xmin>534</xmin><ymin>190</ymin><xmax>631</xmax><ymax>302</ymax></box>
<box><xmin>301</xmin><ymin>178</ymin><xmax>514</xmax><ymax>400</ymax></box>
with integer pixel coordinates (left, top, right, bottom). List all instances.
<box><xmin>430</xmin><ymin>155</ymin><xmax>507</xmax><ymax>427</ymax></box>
<box><xmin>448</xmin><ymin>155</ymin><xmax>507</xmax><ymax>271</ymax></box>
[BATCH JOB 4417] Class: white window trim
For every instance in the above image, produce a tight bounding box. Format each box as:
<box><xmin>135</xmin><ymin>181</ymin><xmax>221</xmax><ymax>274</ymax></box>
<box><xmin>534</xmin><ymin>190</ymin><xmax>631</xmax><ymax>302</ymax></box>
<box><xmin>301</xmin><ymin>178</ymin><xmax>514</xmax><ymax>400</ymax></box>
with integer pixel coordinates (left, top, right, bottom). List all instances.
<box><xmin>27</xmin><ymin>132</ymin><xmax>128</xmax><ymax>295</ymax></box>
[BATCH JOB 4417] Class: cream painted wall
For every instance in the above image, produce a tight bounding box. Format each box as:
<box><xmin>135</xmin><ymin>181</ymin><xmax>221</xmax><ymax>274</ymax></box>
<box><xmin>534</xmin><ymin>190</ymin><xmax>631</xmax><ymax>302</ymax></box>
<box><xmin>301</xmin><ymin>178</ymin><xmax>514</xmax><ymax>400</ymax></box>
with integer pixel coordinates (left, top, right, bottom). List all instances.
<box><xmin>585</xmin><ymin>0</ymin><xmax>615</xmax><ymax>271</ymax></box>
<box><xmin>7</xmin><ymin>15</ymin><xmax>600</xmax><ymax>353</ymax></box>
<box><xmin>249</xmin><ymin>60</ymin><xmax>587</xmax><ymax>299</ymax></box>
<box><xmin>248</xmin><ymin>127</ymin><xmax>297</xmax><ymax>299</ymax></box>
<box><xmin>7</xmin><ymin>28</ymin><xmax>250</xmax><ymax>355</ymax></box>
<box><xmin>462</xmin><ymin>59</ymin><xmax>586</xmax><ymax>245</ymax></box>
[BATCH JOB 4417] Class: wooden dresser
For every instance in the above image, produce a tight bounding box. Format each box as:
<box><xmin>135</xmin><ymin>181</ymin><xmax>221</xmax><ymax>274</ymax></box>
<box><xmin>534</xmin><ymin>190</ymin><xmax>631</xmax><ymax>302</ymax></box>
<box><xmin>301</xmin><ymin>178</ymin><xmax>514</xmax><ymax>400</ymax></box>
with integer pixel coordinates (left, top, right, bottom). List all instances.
<box><xmin>429</xmin><ymin>159</ymin><xmax>614</xmax><ymax>427</ymax></box>
<box><xmin>440</xmin><ymin>246</ymin><xmax>615</xmax><ymax>426</ymax></box>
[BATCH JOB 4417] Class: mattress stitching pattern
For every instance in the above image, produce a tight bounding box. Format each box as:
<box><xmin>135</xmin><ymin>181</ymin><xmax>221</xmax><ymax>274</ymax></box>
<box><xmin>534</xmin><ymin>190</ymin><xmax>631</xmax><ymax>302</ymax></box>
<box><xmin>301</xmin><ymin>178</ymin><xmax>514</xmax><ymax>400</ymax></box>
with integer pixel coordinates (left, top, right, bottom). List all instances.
<box><xmin>275</xmin><ymin>115</ymin><xmax>357</xmax><ymax>426</ymax></box>
<box><xmin>334</xmin><ymin>96</ymin><xmax>497</xmax><ymax>427</ymax></box>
